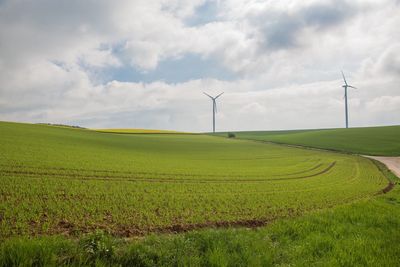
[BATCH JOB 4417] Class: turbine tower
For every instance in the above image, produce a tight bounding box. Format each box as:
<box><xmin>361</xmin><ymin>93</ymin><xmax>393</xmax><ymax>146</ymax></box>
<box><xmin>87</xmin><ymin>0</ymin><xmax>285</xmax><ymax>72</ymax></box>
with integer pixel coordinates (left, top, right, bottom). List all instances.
<box><xmin>341</xmin><ymin>71</ymin><xmax>357</xmax><ymax>129</ymax></box>
<box><xmin>203</xmin><ymin>92</ymin><xmax>224</xmax><ymax>133</ymax></box>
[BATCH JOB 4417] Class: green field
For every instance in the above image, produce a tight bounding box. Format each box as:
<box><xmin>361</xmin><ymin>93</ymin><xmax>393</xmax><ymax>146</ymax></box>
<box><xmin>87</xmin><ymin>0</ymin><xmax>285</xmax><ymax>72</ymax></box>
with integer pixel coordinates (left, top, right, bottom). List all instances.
<box><xmin>218</xmin><ymin>126</ymin><xmax>400</xmax><ymax>156</ymax></box>
<box><xmin>0</xmin><ymin>121</ymin><xmax>388</xmax><ymax>238</ymax></box>
<box><xmin>1</xmin><ymin>121</ymin><xmax>398</xmax><ymax>266</ymax></box>
<box><xmin>2</xmin><ymin>186</ymin><xmax>399</xmax><ymax>266</ymax></box>
<box><xmin>94</xmin><ymin>128</ymin><xmax>187</xmax><ymax>134</ymax></box>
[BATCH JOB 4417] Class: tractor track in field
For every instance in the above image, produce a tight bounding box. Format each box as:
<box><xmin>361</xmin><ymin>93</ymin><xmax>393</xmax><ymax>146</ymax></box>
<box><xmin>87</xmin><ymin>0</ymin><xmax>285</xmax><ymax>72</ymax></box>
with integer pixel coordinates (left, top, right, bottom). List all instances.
<box><xmin>236</xmin><ymin>138</ymin><xmax>398</xmax><ymax>194</ymax></box>
<box><xmin>19</xmin><ymin>211</ymin><xmax>311</xmax><ymax>238</ymax></box>
<box><xmin>1</xmin><ymin>136</ymin><xmax>396</xmax><ymax>238</ymax></box>
<box><xmin>12</xmin><ymin>199</ymin><xmax>350</xmax><ymax>238</ymax></box>
<box><xmin>112</xmin><ymin>219</ymin><xmax>271</xmax><ymax>238</ymax></box>
<box><xmin>0</xmin><ymin>162</ymin><xmax>336</xmax><ymax>183</ymax></box>
<box><xmin>379</xmin><ymin>182</ymin><xmax>395</xmax><ymax>194</ymax></box>
<box><xmin>0</xmin><ymin>162</ymin><xmax>324</xmax><ymax>178</ymax></box>
<box><xmin>363</xmin><ymin>156</ymin><xmax>399</xmax><ymax>195</ymax></box>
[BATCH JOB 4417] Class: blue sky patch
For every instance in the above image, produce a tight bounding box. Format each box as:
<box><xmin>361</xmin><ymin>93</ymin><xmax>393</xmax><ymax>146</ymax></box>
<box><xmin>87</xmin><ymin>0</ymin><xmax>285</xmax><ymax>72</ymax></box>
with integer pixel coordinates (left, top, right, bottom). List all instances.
<box><xmin>99</xmin><ymin>53</ymin><xmax>236</xmax><ymax>84</ymax></box>
<box><xmin>185</xmin><ymin>1</ymin><xmax>219</xmax><ymax>26</ymax></box>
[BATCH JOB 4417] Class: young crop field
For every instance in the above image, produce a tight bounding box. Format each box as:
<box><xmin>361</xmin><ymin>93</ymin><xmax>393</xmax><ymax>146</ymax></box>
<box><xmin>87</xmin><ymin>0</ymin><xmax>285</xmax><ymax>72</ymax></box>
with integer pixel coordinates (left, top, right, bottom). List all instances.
<box><xmin>94</xmin><ymin>128</ymin><xmax>187</xmax><ymax>134</ymax></box>
<box><xmin>0</xmin><ymin>121</ymin><xmax>389</xmax><ymax>239</ymax></box>
<box><xmin>217</xmin><ymin>125</ymin><xmax>400</xmax><ymax>156</ymax></box>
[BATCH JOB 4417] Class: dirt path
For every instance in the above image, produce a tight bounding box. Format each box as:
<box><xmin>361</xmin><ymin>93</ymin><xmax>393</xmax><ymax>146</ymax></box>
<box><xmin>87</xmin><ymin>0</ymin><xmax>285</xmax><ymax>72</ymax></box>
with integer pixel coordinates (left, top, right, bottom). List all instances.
<box><xmin>364</xmin><ymin>156</ymin><xmax>400</xmax><ymax>178</ymax></box>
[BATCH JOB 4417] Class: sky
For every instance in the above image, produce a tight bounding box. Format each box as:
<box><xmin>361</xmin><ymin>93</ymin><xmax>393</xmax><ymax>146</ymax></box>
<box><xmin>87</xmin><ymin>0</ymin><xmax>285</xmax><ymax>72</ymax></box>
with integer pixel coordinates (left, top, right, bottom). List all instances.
<box><xmin>0</xmin><ymin>0</ymin><xmax>399</xmax><ymax>132</ymax></box>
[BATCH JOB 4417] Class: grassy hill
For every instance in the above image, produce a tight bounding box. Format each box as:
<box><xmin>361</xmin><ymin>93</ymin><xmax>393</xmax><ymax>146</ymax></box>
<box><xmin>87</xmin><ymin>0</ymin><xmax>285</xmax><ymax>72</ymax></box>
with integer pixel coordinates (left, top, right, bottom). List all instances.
<box><xmin>218</xmin><ymin>126</ymin><xmax>400</xmax><ymax>156</ymax></box>
<box><xmin>94</xmin><ymin>128</ymin><xmax>188</xmax><ymax>134</ymax></box>
<box><xmin>0</xmin><ymin>121</ymin><xmax>387</xmax><ymax>238</ymax></box>
<box><xmin>0</xmin><ymin>121</ymin><xmax>399</xmax><ymax>266</ymax></box>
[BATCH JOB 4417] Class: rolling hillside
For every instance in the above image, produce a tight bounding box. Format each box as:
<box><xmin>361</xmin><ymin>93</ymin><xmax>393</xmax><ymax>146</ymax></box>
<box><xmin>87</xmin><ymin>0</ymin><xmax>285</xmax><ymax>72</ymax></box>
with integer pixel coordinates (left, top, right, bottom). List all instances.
<box><xmin>94</xmin><ymin>128</ymin><xmax>188</xmax><ymax>134</ymax></box>
<box><xmin>0</xmin><ymin>121</ymin><xmax>398</xmax><ymax>266</ymax></box>
<box><xmin>219</xmin><ymin>126</ymin><xmax>400</xmax><ymax>156</ymax></box>
<box><xmin>0</xmin><ymin>121</ymin><xmax>388</xmax><ymax>238</ymax></box>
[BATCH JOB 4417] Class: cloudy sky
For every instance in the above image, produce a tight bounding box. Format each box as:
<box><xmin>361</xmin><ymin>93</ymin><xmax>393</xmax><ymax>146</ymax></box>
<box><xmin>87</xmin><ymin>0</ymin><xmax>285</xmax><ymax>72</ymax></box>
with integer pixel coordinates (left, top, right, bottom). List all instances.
<box><xmin>0</xmin><ymin>0</ymin><xmax>399</xmax><ymax>132</ymax></box>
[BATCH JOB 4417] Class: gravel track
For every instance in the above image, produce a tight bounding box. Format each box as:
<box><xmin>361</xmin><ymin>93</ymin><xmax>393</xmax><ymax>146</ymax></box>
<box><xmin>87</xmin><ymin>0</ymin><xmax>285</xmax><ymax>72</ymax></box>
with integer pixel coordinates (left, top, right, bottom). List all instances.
<box><xmin>364</xmin><ymin>156</ymin><xmax>400</xmax><ymax>178</ymax></box>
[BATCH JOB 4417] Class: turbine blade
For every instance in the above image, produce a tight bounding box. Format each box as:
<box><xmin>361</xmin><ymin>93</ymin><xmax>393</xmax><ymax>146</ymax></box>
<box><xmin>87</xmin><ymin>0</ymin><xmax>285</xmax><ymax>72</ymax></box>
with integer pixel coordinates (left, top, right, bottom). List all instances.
<box><xmin>203</xmin><ymin>92</ymin><xmax>213</xmax><ymax>99</ymax></box>
<box><xmin>341</xmin><ymin>70</ymin><xmax>348</xmax><ymax>85</ymax></box>
<box><xmin>348</xmin><ymin>85</ymin><xmax>357</xmax><ymax>89</ymax></box>
<box><xmin>214</xmin><ymin>101</ymin><xmax>217</xmax><ymax>113</ymax></box>
<box><xmin>214</xmin><ymin>92</ymin><xmax>224</xmax><ymax>99</ymax></box>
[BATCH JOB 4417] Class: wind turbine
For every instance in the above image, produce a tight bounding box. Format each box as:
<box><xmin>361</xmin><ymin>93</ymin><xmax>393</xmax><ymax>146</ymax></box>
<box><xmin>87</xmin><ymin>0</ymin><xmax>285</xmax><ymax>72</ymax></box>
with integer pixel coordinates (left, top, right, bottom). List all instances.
<box><xmin>203</xmin><ymin>92</ymin><xmax>224</xmax><ymax>133</ymax></box>
<box><xmin>341</xmin><ymin>71</ymin><xmax>357</xmax><ymax>129</ymax></box>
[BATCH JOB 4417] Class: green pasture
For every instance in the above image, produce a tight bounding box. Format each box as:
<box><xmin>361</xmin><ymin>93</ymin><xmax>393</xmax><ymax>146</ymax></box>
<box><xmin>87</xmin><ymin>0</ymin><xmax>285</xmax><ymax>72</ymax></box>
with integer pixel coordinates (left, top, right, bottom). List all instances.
<box><xmin>0</xmin><ymin>121</ymin><xmax>399</xmax><ymax>266</ymax></box>
<box><xmin>218</xmin><ymin>125</ymin><xmax>400</xmax><ymax>156</ymax></box>
<box><xmin>2</xmin><ymin>186</ymin><xmax>399</xmax><ymax>266</ymax></box>
<box><xmin>94</xmin><ymin>128</ymin><xmax>187</xmax><ymax>134</ymax></box>
<box><xmin>0</xmin><ymin>121</ymin><xmax>388</xmax><ymax>238</ymax></box>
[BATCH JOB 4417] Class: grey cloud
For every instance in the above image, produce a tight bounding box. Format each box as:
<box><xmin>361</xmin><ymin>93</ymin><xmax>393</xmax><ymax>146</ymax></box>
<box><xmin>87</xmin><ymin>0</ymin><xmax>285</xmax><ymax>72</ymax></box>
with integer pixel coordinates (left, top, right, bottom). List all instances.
<box><xmin>378</xmin><ymin>45</ymin><xmax>400</xmax><ymax>76</ymax></box>
<box><xmin>359</xmin><ymin>44</ymin><xmax>400</xmax><ymax>79</ymax></box>
<box><xmin>262</xmin><ymin>13</ymin><xmax>301</xmax><ymax>49</ymax></box>
<box><xmin>302</xmin><ymin>2</ymin><xmax>353</xmax><ymax>29</ymax></box>
<box><xmin>256</xmin><ymin>1</ymin><xmax>355</xmax><ymax>50</ymax></box>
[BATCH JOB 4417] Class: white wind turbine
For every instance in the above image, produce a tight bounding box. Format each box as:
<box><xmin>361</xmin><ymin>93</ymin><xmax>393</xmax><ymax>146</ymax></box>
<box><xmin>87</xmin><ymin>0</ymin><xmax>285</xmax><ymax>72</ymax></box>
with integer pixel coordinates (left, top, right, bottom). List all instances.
<box><xmin>341</xmin><ymin>71</ymin><xmax>357</xmax><ymax>129</ymax></box>
<box><xmin>203</xmin><ymin>92</ymin><xmax>224</xmax><ymax>133</ymax></box>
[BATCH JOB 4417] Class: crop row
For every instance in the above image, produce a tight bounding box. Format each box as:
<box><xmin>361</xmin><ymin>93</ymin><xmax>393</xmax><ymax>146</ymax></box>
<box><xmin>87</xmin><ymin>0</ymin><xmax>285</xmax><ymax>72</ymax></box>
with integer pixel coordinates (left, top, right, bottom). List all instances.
<box><xmin>0</xmin><ymin>156</ymin><xmax>386</xmax><ymax>238</ymax></box>
<box><xmin>0</xmin><ymin>122</ymin><xmax>388</xmax><ymax>238</ymax></box>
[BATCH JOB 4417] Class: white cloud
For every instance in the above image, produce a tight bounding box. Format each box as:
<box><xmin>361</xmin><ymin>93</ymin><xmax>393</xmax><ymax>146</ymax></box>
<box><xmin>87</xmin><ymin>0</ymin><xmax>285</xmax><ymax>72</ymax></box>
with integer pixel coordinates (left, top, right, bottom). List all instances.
<box><xmin>0</xmin><ymin>0</ymin><xmax>399</xmax><ymax>131</ymax></box>
<box><xmin>80</xmin><ymin>49</ymin><xmax>121</xmax><ymax>68</ymax></box>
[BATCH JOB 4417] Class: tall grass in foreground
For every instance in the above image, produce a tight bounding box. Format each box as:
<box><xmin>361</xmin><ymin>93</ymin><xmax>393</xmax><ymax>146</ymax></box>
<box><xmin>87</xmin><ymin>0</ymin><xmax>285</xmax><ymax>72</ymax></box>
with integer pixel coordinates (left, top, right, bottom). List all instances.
<box><xmin>1</xmin><ymin>185</ymin><xmax>399</xmax><ymax>266</ymax></box>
